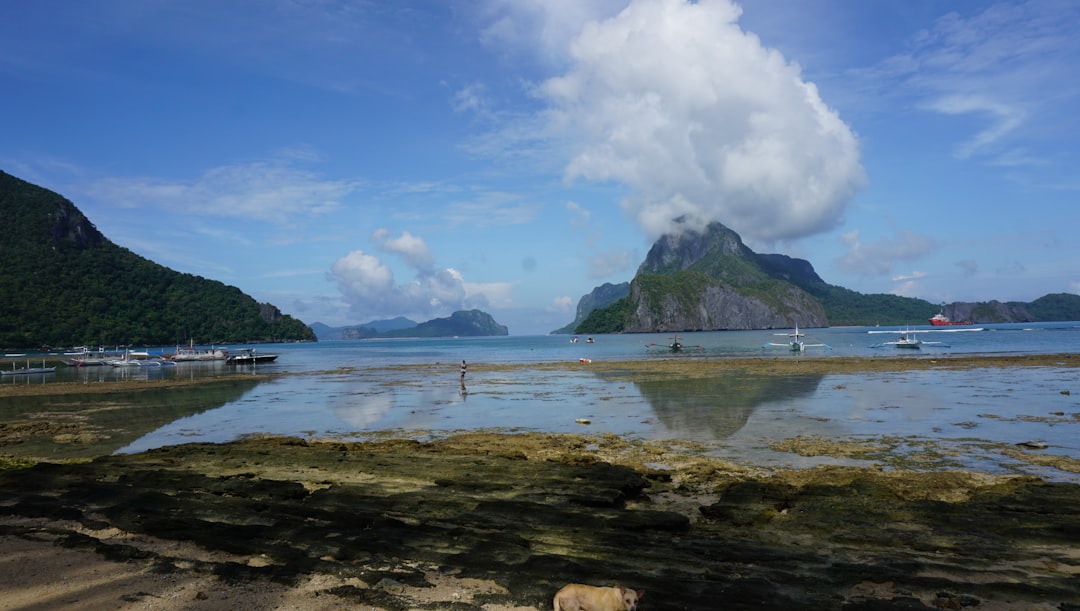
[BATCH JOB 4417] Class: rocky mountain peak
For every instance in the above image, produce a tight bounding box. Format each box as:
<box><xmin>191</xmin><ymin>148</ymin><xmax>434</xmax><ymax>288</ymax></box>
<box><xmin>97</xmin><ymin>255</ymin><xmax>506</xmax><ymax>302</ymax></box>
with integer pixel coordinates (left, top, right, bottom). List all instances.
<box><xmin>638</xmin><ymin>220</ymin><xmax>752</xmax><ymax>275</ymax></box>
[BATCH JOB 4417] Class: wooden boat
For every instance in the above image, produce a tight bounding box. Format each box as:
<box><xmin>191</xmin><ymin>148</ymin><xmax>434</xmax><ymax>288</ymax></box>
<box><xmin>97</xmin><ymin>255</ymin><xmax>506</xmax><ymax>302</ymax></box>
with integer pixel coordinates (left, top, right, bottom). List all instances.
<box><xmin>225</xmin><ymin>348</ymin><xmax>278</xmax><ymax>365</ymax></box>
<box><xmin>66</xmin><ymin>347</ymin><xmax>110</xmax><ymax>366</ymax></box>
<box><xmin>1</xmin><ymin>359</ymin><xmax>56</xmax><ymax>375</ymax></box>
<box><xmin>171</xmin><ymin>342</ymin><xmax>228</xmax><ymax>361</ymax></box>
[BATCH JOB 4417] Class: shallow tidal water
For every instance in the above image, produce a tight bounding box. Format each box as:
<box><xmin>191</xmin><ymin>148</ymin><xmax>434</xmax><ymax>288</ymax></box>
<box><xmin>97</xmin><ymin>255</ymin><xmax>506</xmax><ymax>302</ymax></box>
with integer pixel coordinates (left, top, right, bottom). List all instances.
<box><xmin>3</xmin><ymin>323</ymin><xmax>1079</xmax><ymax>481</ymax></box>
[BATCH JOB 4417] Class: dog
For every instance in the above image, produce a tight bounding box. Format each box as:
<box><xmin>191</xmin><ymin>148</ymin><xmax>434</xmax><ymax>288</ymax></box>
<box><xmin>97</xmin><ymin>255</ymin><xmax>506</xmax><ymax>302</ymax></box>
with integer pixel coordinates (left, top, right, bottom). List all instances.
<box><xmin>553</xmin><ymin>583</ymin><xmax>644</xmax><ymax>611</ymax></box>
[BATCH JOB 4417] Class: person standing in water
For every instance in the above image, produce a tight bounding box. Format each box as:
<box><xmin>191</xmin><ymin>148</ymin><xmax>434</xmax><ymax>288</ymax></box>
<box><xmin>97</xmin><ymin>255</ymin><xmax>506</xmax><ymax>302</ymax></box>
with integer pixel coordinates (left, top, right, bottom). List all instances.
<box><xmin>459</xmin><ymin>360</ymin><xmax>468</xmax><ymax>395</ymax></box>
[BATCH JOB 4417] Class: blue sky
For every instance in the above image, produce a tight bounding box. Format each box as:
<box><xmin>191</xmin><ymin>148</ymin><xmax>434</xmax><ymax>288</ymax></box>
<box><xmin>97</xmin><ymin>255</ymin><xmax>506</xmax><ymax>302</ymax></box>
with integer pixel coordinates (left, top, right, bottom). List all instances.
<box><xmin>2</xmin><ymin>0</ymin><xmax>1077</xmax><ymax>335</ymax></box>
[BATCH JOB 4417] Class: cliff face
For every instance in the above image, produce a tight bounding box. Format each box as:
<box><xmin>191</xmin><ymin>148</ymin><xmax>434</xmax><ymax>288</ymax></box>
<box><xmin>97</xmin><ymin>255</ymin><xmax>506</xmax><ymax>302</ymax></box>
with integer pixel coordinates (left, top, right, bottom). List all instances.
<box><xmin>621</xmin><ymin>221</ymin><xmax>829</xmax><ymax>332</ymax></box>
<box><xmin>624</xmin><ymin>277</ymin><xmax>827</xmax><ymax>332</ymax></box>
<box><xmin>552</xmin><ymin>282</ymin><xmax>630</xmax><ymax>334</ymax></box>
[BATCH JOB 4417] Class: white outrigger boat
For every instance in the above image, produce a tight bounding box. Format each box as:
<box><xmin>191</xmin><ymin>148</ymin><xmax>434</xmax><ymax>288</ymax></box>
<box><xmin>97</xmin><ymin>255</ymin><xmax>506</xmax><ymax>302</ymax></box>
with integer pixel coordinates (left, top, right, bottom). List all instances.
<box><xmin>1</xmin><ymin>359</ymin><xmax>56</xmax><ymax>375</ymax></box>
<box><xmin>763</xmin><ymin>324</ymin><xmax>830</xmax><ymax>352</ymax></box>
<box><xmin>873</xmin><ymin>328</ymin><xmax>947</xmax><ymax>350</ymax></box>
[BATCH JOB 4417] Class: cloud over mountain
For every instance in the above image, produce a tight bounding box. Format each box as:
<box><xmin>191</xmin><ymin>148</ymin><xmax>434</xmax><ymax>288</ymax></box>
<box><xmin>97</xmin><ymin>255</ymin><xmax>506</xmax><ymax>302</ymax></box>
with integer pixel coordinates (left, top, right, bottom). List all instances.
<box><xmin>536</xmin><ymin>0</ymin><xmax>866</xmax><ymax>244</ymax></box>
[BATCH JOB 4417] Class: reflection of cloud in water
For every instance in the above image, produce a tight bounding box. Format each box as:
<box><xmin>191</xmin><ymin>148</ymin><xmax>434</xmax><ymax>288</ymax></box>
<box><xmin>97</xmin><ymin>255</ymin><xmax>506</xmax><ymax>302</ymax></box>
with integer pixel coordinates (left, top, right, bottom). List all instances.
<box><xmin>328</xmin><ymin>376</ymin><xmax>463</xmax><ymax>431</ymax></box>
<box><xmin>629</xmin><ymin>374</ymin><xmax>824</xmax><ymax>438</ymax></box>
<box><xmin>333</xmin><ymin>393</ymin><xmax>394</xmax><ymax>428</ymax></box>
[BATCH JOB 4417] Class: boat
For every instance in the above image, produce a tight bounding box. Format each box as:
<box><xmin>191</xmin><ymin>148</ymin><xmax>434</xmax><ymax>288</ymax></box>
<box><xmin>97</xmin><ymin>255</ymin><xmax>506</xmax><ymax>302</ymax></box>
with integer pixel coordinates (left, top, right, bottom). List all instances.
<box><xmin>107</xmin><ymin>350</ymin><xmax>141</xmax><ymax>367</ymax></box>
<box><xmin>763</xmin><ymin>324</ymin><xmax>830</xmax><ymax>352</ymax></box>
<box><xmin>929</xmin><ymin>312</ymin><xmax>973</xmax><ymax>326</ymax></box>
<box><xmin>889</xmin><ymin>333</ymin><xmax>923</xmax><ymax>349</ymax></box>
<box><xmin>66</xmin><ymin>347</ymin><xmax>110</xmax><ymax>367</ymax></box>
<box><xmin>646</xmin><ymin>334</ymin><xmax>704</xmax><ymax>353</ymax></box>
<box><xmin>171</xmin><ymin>342</ymin><xmax>228</xmax><ymax>361</ymax></box>
<box><xmin>881</xmin><ymin>328</ymin><xmax>948</xmax><ymax>349</ymax></box>
<box><xmin>225</xmin><ymin>348</ymin><xmax>278</xmax><ymax>365</ymax></box>
<box><xmin>1</xmin><ymin>360</ymin><xmax>56</xmax><ymax>375</ymax></box>
<box><xmin>133</xmin><ymin>358</ymin><xmax>176</xmax><ymax>367</ymax></box>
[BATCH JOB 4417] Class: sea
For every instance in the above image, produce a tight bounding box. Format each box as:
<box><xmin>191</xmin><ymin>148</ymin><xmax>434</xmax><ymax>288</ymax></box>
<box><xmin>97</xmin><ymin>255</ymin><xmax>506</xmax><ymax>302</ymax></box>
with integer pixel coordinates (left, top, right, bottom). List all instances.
<box><xmin>3</xmin><ymin>322</ymin><xmax>1079</xmax><ymax>480</ymax></box>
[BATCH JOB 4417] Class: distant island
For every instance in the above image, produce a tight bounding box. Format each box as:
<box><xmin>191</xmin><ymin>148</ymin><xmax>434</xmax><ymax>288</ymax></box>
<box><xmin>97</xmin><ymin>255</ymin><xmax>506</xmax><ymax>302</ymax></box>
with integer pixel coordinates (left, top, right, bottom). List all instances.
<box><xmin>312</xmin><ymin>310</ymin><xmax>508</xmax><ymax>340</ymax></box>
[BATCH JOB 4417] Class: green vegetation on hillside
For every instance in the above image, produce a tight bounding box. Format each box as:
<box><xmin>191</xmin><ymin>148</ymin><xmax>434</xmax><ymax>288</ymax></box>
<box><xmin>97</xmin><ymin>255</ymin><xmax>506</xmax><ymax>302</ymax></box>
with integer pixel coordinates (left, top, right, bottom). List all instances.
<box><xmin>800</xmin><ymin>283</ymin><xmax>938</xmax><ymax>326</ymax></box>
<box><xmin>0</xmin><ymin>170</ymin><xmax>315</xmax><ymax>348</ymax></box>
<box><xmin>635</xmin><ymin>271</ymin><xmax>713</xmax><ymax>320</ymax></box>
<box><xmin>1026</xmin><ymin>293</ymin><xmax>1080</xmax><ymax>321</ymax></box>
<box><xmin>576</xmin><ymin>297</ymin><xmax>634</xmax><ymax>334</ymax></box>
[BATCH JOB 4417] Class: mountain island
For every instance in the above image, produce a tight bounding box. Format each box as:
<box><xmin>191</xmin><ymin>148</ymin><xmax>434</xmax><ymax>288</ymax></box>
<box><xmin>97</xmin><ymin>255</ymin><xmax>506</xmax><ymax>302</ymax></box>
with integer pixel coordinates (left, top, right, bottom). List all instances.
<box><xmin>560</xmin><ymin>219</ymin><xmax>1080</xmax><ymax>334</ymax></box>
<box><xmin>0</xmin><ymin>170</ymin><xmax>511</xmax><ymax>348</ymax></box>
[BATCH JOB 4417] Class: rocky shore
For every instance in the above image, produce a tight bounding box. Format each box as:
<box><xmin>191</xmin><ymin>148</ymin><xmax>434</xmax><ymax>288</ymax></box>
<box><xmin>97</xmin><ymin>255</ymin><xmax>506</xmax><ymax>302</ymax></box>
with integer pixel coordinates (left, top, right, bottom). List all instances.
<box><xmin>1</xmin><ymin>355</ymin><xmax>1079</xmax><ymax>609</ymax></box>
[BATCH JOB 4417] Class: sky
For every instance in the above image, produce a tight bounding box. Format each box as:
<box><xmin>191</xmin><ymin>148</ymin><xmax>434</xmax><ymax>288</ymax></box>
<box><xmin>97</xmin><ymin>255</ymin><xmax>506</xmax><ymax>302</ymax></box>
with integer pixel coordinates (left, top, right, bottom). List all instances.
<box><xmin>2</xmin><ymin>0</ymin><xmax>1078</xmax><ymax>336</ymax></box>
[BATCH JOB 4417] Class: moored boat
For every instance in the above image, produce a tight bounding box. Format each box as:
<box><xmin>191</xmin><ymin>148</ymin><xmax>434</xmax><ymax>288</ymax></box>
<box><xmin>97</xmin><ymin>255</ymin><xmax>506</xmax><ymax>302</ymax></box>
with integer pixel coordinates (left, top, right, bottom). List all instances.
<box><xmin>225</xmin><ymin>348</ymin><xmax>278</xmax><ymax>365</ymax></box>
<box><xmin>1</xmin><ymin>360</ymin><xmax>56</xmax><ymax>375</ymax></box>
<box><xmin>929</xmin><ymin>312</ymin><xmax>972</xmax><ymax>326</ymax></box>
<box><xmin>171</xmin><ymin>342</ymin><xmax>228</xmax><ymax>361</ymax></box>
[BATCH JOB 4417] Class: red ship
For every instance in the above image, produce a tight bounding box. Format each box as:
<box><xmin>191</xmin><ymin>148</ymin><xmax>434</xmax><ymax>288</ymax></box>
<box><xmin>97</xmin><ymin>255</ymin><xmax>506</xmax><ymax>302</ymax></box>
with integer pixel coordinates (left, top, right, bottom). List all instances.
<box><xmin>928</xmin><ymin>312</ymin><xmax>973</xmax><ymax>326</ymax></box>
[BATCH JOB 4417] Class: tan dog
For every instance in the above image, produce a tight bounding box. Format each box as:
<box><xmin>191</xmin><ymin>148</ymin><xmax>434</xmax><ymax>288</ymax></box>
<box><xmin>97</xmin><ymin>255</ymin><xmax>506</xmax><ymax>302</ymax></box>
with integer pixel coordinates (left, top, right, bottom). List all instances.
<box><xmin>553</xmin><ymin>583</ymin><xmax>644</xmax><ymax>611</ymax></box>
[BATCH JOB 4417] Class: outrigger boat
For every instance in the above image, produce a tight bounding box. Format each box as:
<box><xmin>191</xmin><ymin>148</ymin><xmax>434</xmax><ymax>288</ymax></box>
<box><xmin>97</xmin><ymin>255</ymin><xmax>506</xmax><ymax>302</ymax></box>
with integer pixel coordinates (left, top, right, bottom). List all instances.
<box><xmin>763</xmin><ymin>324</ymin><xmax>830</xmax><ymax>352</ymax></box>
<box><xmin>874</xmin><ymin>328</ymin><xmax>947</xmax><ymax>350</ymax></box>
<box><xmin>646</xmin><ymin>334</ymin><xmax>704</xmax><ymax>353</ymax></box>
<box><xmin>1</xmin><ymin>359</ymin><xmax>56</xmax><ymax>375</ymax></box>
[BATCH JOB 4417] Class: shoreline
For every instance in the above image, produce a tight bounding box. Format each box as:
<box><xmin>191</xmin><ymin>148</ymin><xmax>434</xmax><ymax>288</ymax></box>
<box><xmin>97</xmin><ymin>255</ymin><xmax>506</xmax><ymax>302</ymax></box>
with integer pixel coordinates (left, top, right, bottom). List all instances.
<box><xmin>2</xmin><ymin>352</ymin><xmax>1076</xmax><ymax>399</ymax></box>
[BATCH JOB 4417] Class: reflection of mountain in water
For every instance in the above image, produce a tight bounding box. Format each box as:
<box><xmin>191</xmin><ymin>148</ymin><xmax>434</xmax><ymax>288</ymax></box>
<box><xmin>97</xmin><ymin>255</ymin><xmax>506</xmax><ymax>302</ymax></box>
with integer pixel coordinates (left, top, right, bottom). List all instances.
<box><xmin>1</xmin><ymin>378</ymin><xmax>262</xmax><ymax>459</ymax></box>
<box><xmin>629</xmin><ymin>374</ymin><xmax>824</xmax><ymax>438</ymax></box>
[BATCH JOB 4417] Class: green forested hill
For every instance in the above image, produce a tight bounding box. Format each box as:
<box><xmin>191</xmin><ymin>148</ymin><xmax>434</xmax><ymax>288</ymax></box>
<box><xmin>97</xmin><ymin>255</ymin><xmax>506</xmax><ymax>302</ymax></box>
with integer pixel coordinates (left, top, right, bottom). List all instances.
<box><xmin>0</xmin><ymin>170</ymin><xmax>315</xmax><ymax>349</ymax></box>
<box><xmin>570</xmin><ymin>221</ymin><xmax>1080</xmax><ymax>334</ymax></box>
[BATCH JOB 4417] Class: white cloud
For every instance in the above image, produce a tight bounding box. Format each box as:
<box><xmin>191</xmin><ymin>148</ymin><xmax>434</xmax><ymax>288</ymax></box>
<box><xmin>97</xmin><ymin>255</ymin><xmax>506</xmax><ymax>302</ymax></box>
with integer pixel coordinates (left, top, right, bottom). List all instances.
<box><xmin>564</xmin><ymin>200</ymin><xmax>591</xmax><ymax>228</ymax></box>
<box><xmin>85</xmin><ymin>160</ymin><xmax>357</xmax><ymax>224</ymax></box>
<box><xmin>371</xmin><ymin>228</ymin><xmax>436</xmax><ymax>271</ymax></box>
<box><xmin>551</xmin><ymin>295</ymin><xmax>574</xmax><ymax>311</ymax></box>
<box><xmin>926</xmin><ymin>94</ymin><xmax>1026</xmax><ymax>159</ymax></box>
<box><xmin>870</xmin><ymin>1</ymin><xmax>1080</xmax><ymax>164</ymax></box>
<box><xmin>837</xmin><ymin>229</ymin><xmax>937</xmax><ymax>276</ymax></box>
<box><xmin>479</xmin><ymin>0</ymin><xmax>626</xmax><ymax>63</ymax></box>
<box><xmin>536</xmin><ymin>0</ymin><xmax>865</xmax><ymax>243</ymax></box>
<box><xmin>330</xmin><ymin>250</ymin><xmax>396</xmax><ymax>306</ymax></box>
<box><xmin>464</xmin><ymin>281</ymin><xmax>515</xmax><ymax>306</ymax></box>
<box><xmin>890</xmin><ymin>270</ymin><xmax>927</xmax><ymax>297</ymax></box>
<box><xmin>330</xmin><ymin>232</ymin><xmax>512</xmax><ymax>322</ymax></box>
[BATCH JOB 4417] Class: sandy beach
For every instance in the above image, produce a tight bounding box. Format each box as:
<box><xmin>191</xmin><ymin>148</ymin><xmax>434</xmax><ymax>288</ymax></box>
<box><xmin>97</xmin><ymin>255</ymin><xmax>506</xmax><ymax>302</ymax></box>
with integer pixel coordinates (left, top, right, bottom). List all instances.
<box><xmin>1</xmin><ymin>354</ymin><xmax>1079</xmax><ymax>610</ymax></box>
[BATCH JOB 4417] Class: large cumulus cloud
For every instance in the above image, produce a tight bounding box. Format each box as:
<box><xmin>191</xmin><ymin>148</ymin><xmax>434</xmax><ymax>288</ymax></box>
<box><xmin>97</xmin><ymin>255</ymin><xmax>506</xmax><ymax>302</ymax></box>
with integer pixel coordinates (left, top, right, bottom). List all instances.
<box><xmin>539</xmin><ymin>0</ymin><xmax>865</xmax><ymax>243</ymax></box>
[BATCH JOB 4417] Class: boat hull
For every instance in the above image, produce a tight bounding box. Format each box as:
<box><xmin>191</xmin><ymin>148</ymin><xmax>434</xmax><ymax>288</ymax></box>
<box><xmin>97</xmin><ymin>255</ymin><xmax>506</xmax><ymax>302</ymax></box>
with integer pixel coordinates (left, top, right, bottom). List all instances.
<box><xmin>226</xmin><ymin>355</ymin><xmax>278</xmax><ymax>364</ymax></box>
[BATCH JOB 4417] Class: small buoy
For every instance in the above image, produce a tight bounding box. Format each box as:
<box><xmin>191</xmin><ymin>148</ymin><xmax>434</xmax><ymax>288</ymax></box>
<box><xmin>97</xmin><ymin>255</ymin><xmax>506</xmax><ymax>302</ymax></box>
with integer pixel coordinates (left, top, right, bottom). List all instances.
<box><xmin>578</xmin><ymin>358</ymin><xmax>592</xmax><ymax>363</ymax></box>
<box><xmin>575</xmin><ymin>418</ymin><xmax>591</xmax><ymax>425</ymax></box>
<box><xmin>1016</xmin><ymin>441</ymin><xmax>1048</xmax><ymax>450</ymax></box>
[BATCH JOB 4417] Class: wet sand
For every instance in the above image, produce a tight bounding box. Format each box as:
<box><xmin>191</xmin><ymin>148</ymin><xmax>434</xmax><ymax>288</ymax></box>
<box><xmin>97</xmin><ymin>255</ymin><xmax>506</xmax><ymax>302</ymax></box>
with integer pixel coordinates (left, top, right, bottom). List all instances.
<box><xmin>1</xmin><ymin>354</ymin><xmax>1079</xmax><ymax>609</ymax></box>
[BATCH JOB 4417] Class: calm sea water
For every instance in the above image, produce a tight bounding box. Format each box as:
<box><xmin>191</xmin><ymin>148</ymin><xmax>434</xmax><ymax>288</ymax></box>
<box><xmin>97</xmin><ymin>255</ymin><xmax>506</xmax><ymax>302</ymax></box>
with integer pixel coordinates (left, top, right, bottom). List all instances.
<box><xmin>4</xmin><ymin>322</ymin><xmax>1079</xmax><ymax>480</ymax></box>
